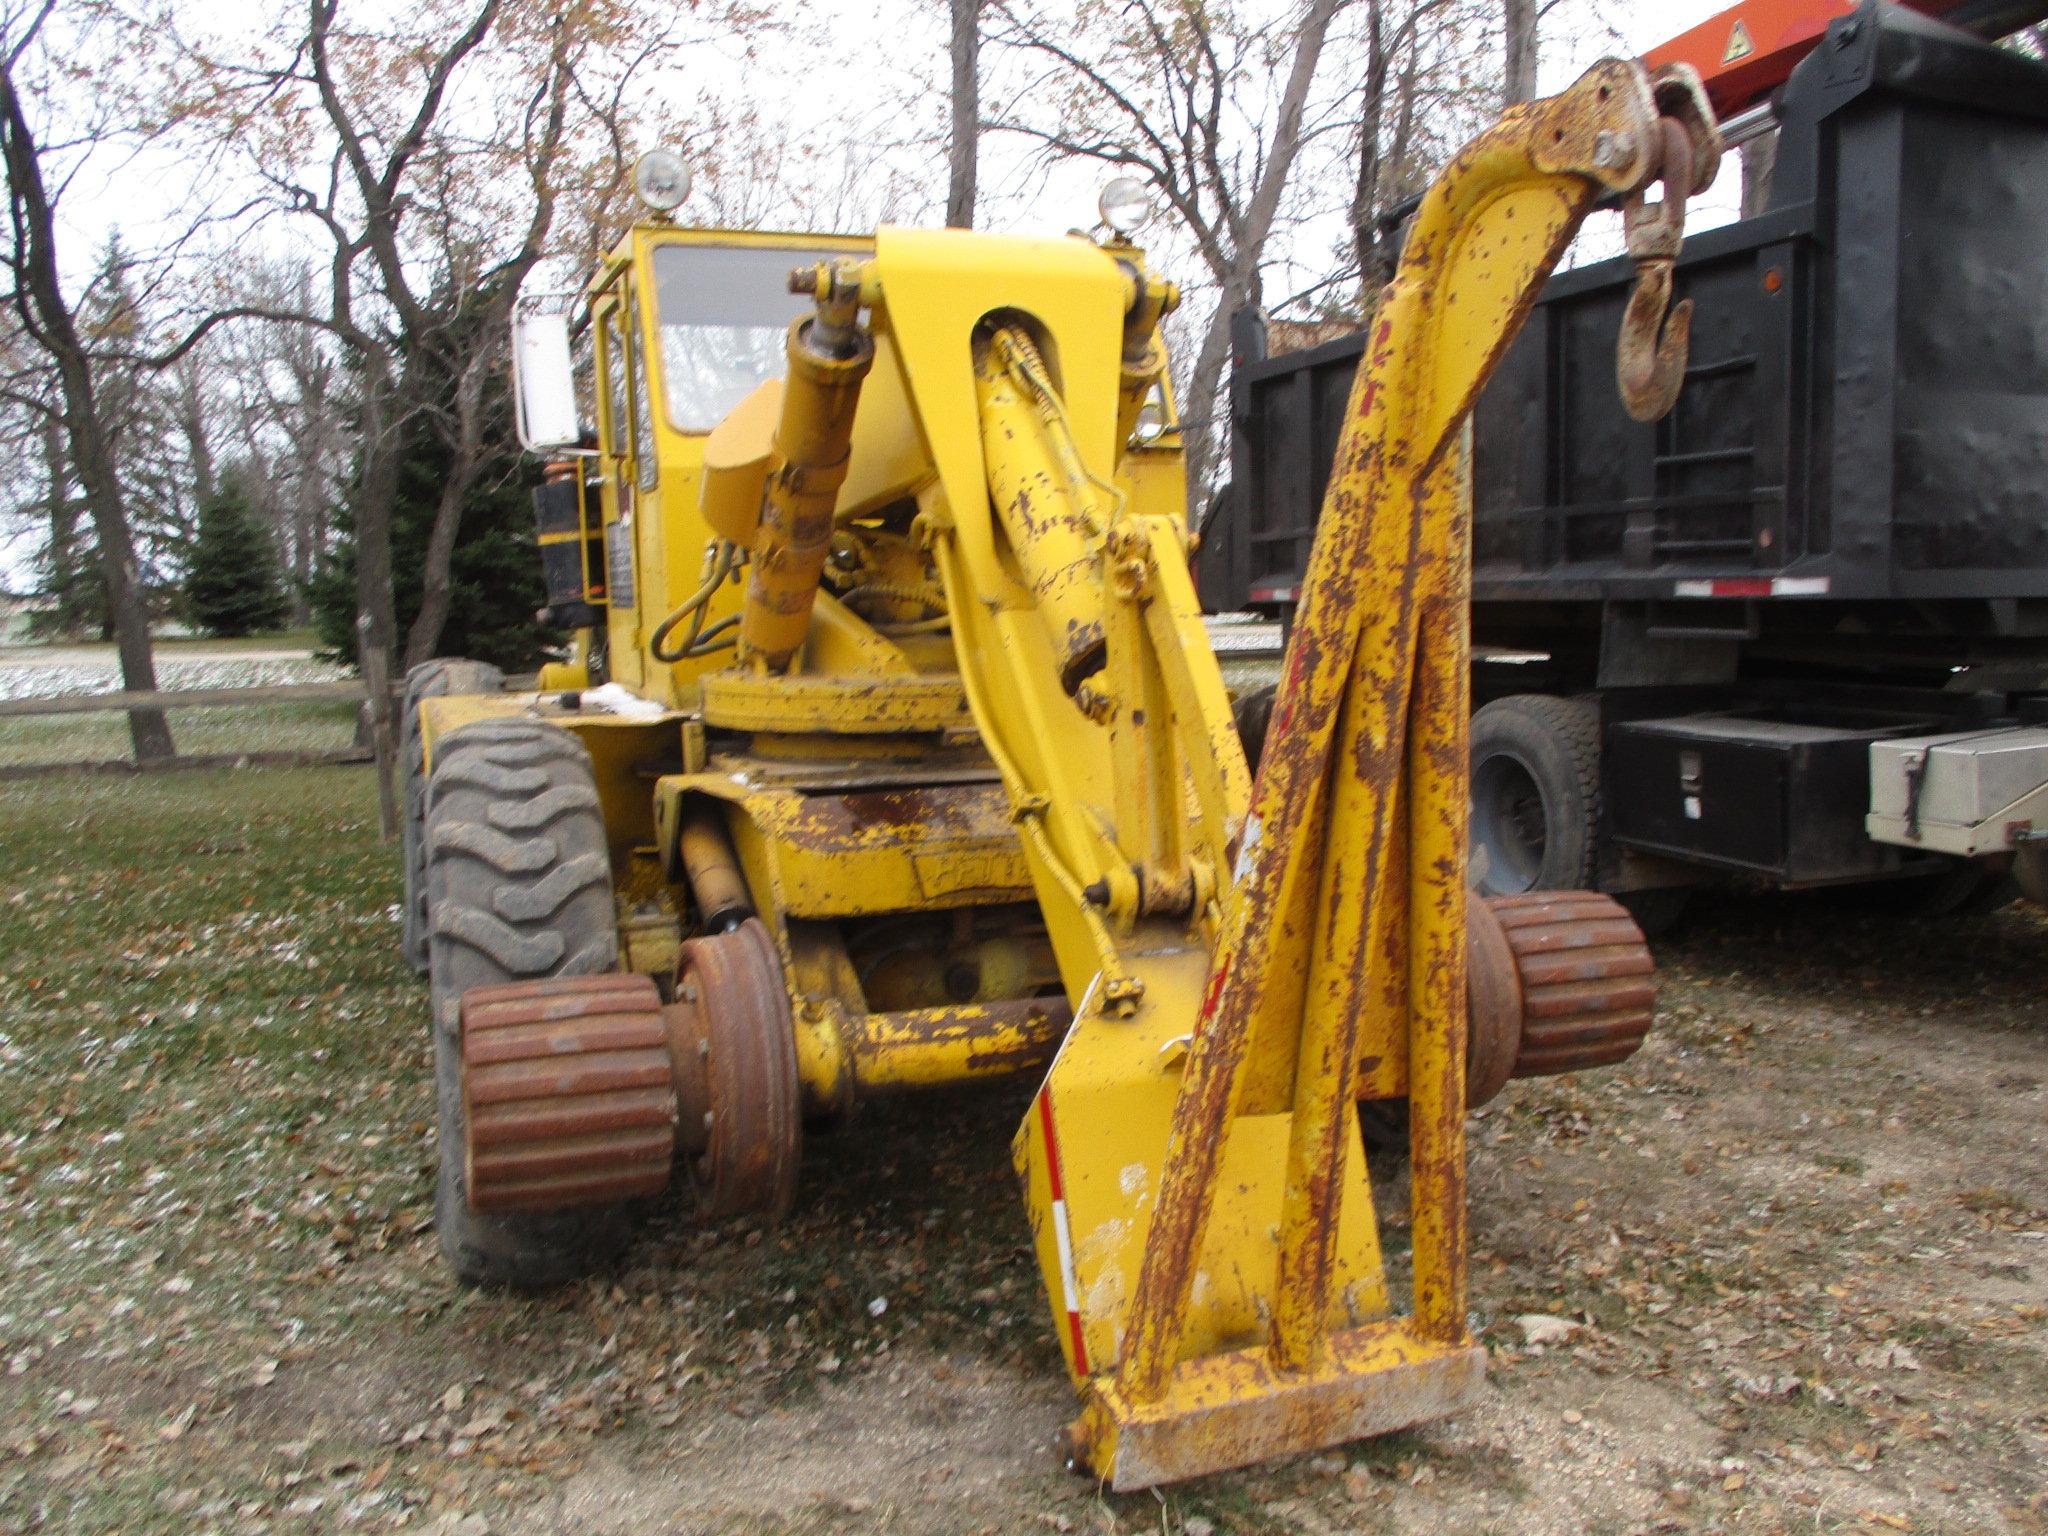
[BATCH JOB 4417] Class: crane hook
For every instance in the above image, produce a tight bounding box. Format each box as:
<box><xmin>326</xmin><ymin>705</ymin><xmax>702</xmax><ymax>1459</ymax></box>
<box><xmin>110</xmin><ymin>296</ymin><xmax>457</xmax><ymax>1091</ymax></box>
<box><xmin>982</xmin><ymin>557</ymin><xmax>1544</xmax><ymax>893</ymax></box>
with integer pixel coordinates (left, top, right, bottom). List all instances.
<box><xmin>1616</xmin><ymin>114</ymin><xmax>1697</xmax><ymax>423</ymax></box>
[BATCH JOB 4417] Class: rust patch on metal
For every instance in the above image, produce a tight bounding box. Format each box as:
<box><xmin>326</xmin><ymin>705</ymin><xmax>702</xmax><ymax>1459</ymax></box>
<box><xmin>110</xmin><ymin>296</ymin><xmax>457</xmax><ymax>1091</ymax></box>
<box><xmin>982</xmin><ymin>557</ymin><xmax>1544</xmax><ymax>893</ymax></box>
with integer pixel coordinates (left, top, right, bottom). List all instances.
<box><xmin>459</xmin><ymin>972</ymin><xmax>676</xmax><ymax>1213</ymax></box>
<box><xmin>1464</xmin><ymin>891</ymin><xmax>1523</xmax><ymax>1109</ymax></box>
<box><xmin>849</xmin><ymin>996</ymin><xmax>1073</xmax><ymax>1085</ymax></box>
<box><xmin>676</xmin><ymin>917</ymin><xmax>802</xmax><ymax>1221</ymax></box>
<box><xmin>1079</xmin><ymin>1321</ymin><xmax>1487</xmax><ymax>1491</ymax></box>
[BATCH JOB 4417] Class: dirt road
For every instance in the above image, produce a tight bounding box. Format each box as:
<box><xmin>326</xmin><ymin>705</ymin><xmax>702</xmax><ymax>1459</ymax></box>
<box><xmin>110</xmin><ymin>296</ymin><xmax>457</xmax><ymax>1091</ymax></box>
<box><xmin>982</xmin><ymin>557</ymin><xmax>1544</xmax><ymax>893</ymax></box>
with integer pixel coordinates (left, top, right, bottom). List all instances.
<box><xmin>0</xmin><ymin>767</ymin><xmax>2042</xmax><ymax>1534</ymax></box>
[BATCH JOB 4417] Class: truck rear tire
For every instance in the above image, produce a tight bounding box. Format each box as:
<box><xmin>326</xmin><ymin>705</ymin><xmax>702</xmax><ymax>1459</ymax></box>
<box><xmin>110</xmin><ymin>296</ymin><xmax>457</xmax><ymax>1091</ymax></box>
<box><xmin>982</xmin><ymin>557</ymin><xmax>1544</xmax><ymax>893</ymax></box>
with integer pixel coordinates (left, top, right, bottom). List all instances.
<box><xmin>401</xmin><ymin>658</ymin><xmax>505</xmax><ymax>974</ymax></box>
<box><xmin>1469</xmin><ymin>695</ymin><xmax>1601</xmax><ymax>896</ymax></box>
<box><xmin>1618</xmin><ymin>887</ymin><xmax>1692</xmax><ymax>939</ymax></box>
<box><xmin>1233</xmin><ymin>683</ymin><xmax>1278</xmax><ymax>771</ymax></box>
<box><xmin>423</xmin><ymin>716</ymin><xmax>633</xmax><ymax>1288</ymax></box>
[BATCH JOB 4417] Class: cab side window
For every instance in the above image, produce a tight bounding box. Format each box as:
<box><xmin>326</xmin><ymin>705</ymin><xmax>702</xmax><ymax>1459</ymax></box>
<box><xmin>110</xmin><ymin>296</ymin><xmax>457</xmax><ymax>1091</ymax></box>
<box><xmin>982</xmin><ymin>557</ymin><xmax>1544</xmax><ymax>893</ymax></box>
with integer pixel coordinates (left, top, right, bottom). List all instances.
<box><xmin>601</xmin><ymin>310</ymin><xmax>629</xmax><ymax>464</ymax></box>
<box><xmin>630</xmin><ymin>297</ymin><xmax>657</xmax><ymax>492</ymax></box>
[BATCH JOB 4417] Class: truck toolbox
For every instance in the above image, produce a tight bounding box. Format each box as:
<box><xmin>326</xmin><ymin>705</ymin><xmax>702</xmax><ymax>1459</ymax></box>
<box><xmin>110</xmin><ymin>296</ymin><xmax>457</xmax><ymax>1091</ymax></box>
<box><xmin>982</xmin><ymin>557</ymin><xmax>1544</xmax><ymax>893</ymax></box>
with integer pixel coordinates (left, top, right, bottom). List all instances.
<box><xmin>1607</xmin><ymin>715</ymin><xmax>1916</xmax><ymax>882</ymax></box>
<box><xmin>1868</xmin><ymin>726</ymin><xmax>2048</xmax><ymax>856</ymax></box>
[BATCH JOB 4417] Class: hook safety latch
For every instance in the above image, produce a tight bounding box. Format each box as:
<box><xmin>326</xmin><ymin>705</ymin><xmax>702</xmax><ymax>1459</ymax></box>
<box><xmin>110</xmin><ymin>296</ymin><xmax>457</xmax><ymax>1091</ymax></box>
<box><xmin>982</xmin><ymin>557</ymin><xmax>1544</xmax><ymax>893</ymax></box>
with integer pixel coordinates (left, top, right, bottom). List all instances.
<box><xmin>1616</xmin><ymin>65</ymin><xmax>1722</xmax><ymax>424</ymax></box>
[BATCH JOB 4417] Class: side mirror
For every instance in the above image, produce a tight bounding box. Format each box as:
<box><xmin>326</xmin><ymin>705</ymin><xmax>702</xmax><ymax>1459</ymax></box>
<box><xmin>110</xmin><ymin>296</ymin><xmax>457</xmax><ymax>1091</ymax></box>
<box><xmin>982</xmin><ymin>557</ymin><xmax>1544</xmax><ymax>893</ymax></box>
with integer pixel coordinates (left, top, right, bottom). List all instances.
<box><xmin>511</xmin><ymin>301</ymin><xmax>581</xmax><ymax>452</ymax></box>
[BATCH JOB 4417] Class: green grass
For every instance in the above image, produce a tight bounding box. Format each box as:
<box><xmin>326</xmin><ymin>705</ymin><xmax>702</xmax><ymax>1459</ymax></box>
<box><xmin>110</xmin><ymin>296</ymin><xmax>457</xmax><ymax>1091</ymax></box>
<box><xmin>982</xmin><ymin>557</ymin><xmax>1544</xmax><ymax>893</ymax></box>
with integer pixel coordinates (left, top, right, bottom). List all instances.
<box><xmin>153</xmin><ymin>627</ymin><xmax>324</xmax><ymax>652</ymax></box>
<box><xmin>0</xmin><ymin>765</ymin><xmax>426</xmax><ymax>1531</ymax></box>
<box><xmin>0</xmin><ymin>762</ymin><xmax>1073</xmax><ymax>1532</ymax></box>
<box><xmin>0</xmin><ymin>701</ymin><xmax>361</xmax><ymax>767</ymax></box>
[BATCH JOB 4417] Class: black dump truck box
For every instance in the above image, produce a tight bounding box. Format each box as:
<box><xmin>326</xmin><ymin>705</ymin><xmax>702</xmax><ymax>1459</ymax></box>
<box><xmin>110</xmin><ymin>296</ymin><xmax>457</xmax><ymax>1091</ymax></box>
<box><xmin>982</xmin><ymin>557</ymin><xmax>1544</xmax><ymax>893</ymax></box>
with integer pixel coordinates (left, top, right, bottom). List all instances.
<box><xmin>1206</xmin><ymin>5</ymin><xmax>2048</xmax><ymax>903</ymax></box>
<box><xmin>1204</xmin><ymin>3</ymin><xmax>2048</xmax><ymax>632</ymax></box>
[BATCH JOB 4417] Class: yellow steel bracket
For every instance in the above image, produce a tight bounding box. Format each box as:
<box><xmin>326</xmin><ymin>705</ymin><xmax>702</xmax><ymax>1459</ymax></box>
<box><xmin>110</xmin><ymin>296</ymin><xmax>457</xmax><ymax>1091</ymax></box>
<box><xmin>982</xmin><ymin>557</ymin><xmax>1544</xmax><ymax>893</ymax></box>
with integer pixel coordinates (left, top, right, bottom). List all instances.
<box><xmin>1022</xmin><ymin>60</ymin><xmax>1717</xmax><ymax>1490</ymax></box>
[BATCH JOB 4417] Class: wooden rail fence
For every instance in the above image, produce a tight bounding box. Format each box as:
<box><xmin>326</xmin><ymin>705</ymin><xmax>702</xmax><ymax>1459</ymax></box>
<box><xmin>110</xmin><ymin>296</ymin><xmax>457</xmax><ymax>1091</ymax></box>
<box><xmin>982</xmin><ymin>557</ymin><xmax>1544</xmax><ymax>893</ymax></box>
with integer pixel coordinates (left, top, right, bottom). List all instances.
<box><xmin>0</xmin><ymin>675</ymin><xmax>399</xmax><ymax>819</ymax></box>
<box><xmin>1</xmin><ymin>644</ymin><xmax>542</xmax><ymax>843</ymax></box>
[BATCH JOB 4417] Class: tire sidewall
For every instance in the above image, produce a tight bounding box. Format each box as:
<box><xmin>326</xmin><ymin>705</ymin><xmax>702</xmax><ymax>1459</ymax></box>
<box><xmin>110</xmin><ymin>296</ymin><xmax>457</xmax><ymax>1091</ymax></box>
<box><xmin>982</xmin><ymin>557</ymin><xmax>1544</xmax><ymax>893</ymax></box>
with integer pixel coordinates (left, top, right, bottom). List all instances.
<box><xmin>1469</xmin><ymin>696</ymin><xmax>1599</xmax><ymax>895</ymax></box>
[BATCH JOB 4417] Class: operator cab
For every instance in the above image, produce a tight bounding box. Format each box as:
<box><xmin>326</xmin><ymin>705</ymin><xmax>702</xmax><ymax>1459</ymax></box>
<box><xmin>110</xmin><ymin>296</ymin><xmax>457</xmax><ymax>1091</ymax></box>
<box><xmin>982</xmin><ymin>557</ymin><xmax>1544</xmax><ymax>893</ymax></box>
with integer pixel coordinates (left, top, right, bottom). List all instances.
<box><xmin>510</xmin><ymin>157</ymin><xmax>1183</xmax><ymax>710</ymax></box>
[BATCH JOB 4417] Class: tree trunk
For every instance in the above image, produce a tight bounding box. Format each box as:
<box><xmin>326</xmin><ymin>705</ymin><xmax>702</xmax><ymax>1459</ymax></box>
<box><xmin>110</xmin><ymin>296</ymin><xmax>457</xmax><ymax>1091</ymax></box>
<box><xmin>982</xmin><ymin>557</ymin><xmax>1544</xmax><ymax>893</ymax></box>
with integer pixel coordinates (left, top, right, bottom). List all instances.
<box><xmin>1181</xmin><ymin>267</ymin><xmax>1258</xmax><ymax>510</ymax></box>
<box><xmin>1503</xmin><ymin>0</ymin><xmax>1538</xmax><ymax>106</ymax></box>
<box><xmin>286</xmin><ymin>337</ymin><xmax>334</xmax><ymax>625</ymax></box>
<box><xmin>177</xmin><ymin>360</ymin><xmax>217</xmax><ymax>508</ymax></box>
<box><xmin>72</xmin><ymin>404</ymin><xmax>174</xmax><ymax>759</ymax></box>
<box><xmin>1740</xmin><ymin>130</ymin><xmax>1777</xmax><ymax>218</ymax></box>
<box><xmin>947</xmin><ymin>0</ymin><xmax>980</xmax><ymax>228</ymax></box>
<box><xmin>0</xmin><ymin>51</ymin><xmax>171</xmax><ymax>761</ymax></box>
<box><xmin>352</xmin><ymin>380</ymin><xmax>403</xmax><ymax>687</ymax></box>
<box><xmin>290</xmin><ymin>473</ymin><xmax>318</xmax><ymax>624</ymax></box>
<box><xmin>402</xmin><ymin>465</ymin><xmax>479</xmax><ymax>672</ymax></box>
<box><xmin>1348</xmin><ymin>12</ymin><xmax>1392</xmax><ymax>296</ymax></box>
<box><xmin>39</xmin><ymin>412</ymin><xmax>74</xmax><ymax>591</ymax></box>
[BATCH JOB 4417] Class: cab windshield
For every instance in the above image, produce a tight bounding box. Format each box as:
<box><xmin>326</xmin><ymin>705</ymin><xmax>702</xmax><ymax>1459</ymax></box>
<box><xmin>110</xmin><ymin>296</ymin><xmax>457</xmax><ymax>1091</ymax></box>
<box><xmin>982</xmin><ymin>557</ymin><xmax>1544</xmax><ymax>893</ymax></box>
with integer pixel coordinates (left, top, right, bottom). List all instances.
<box><xmin>651</xmin><ymin>242</ymin><xmax>857</xmax><ymax>433</ymax></box>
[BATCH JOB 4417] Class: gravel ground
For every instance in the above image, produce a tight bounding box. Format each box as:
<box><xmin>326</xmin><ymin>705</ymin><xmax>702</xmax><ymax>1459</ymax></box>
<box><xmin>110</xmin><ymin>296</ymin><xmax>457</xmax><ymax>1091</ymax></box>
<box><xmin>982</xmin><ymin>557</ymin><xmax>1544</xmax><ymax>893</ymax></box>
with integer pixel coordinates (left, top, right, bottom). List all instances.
<box><xmin>0</xmin><ymin>765</ymin><xmax>2043</xmax><ymax>1536</ymax></box>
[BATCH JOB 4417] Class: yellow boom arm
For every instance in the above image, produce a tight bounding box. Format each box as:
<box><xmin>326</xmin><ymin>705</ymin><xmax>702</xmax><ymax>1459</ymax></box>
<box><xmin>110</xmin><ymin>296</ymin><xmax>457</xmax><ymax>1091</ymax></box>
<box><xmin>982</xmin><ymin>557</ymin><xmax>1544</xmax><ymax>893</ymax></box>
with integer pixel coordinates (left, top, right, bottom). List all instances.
<box><xmin>708</xmin><ymin>57</ymin><xmax>1714</xmax><ymax>1489</ymax></box>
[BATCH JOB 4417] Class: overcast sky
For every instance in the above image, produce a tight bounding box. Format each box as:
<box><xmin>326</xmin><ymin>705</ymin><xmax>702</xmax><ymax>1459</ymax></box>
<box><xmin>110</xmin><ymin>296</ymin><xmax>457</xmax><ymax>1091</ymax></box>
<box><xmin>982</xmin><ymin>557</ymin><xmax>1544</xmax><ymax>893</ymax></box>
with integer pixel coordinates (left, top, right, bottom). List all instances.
<box><xmin>49</xmin><ymin>0</ymin><xmax>1741</xmax><ymax>295</ymax></box>
<box><xmin>9</xmin><ymin>0</ymin><xmax>1742</xmax><ymax>590</ymax></box>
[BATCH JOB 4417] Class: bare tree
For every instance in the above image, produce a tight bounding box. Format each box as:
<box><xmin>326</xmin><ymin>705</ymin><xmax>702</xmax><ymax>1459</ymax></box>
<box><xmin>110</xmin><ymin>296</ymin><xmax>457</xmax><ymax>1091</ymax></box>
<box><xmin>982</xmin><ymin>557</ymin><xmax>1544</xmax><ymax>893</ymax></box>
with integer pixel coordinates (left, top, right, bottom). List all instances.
<box><xmin>948</xmin><ymin>0</ymin><xmax>982</xmax><ymax>227</ymax></box>
<box><xmin>1503</xmin><ymin>0</ymin><xmax>1537</xmax><ymax>105</ymax></box>
<box><xmin>168</xmin><ymin>346</ymin><xmax>218</xmax><ymax>511</ymax></box>
<box><xmin>689</xmin><ymin>100</ymin><xmax>938</xmax><ymax>232</ymax></box>
<box><xmin>180</xmin><ymin>0</ymin><xmax>728</xmax><ymax>674</ymax></box>
<box><xmin>0</xmin><ymin>3</ymin><xmax>172</xmax><ymax>757</ymax></box>
<box><xmin>252</xmin><ymin>272</ymin><xmax>347</xmax><ymax>618</ymax></box>
<box><xmin>987</xmin><ymin>0</ymin><xmax>1349</xmax><ymax>502</ymax></box>
<box><xmin>1340</xmin><ymin>0</ymin><xmax>1502</xmax><ymax>300</ymax></box>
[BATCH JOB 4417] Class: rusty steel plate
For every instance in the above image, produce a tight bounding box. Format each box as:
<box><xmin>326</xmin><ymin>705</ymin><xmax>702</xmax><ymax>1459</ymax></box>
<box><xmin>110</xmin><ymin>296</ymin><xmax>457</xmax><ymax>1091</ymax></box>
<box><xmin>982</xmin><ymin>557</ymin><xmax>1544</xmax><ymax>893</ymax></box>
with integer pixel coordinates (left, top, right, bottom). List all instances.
<box><xmin>1489</xmin><ymin>891</ymin><xmax>1656</xmax><ymax>1078</ymax></box>
<box><xmin>676</xmin><ymin>916</ymin><xmax>801</xmax><ymax>1221</ymax></box>
<box><xmin>460</xmin><ymin>972</ymin><xmax>677</xmax><ymax>1213</ymax></box>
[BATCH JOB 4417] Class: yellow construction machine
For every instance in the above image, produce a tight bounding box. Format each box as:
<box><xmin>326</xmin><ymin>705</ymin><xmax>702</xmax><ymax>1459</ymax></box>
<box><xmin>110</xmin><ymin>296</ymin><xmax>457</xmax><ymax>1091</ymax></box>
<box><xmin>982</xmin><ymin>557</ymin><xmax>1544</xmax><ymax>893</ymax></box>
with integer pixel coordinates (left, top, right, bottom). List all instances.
<box><xmin>402</xmin><ymin>60</ymin><xmax>1716</xmax><ymax>1487</ymax></box>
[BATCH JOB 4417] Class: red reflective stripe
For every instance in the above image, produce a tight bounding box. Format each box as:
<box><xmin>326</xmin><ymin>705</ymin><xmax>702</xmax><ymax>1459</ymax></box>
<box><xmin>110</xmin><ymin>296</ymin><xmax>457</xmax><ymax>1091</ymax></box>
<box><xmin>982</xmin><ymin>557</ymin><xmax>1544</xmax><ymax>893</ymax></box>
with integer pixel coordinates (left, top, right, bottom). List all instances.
<box><xmin>1066</xmin><ymin>1310</ymin><xmax>1090</xmax><ymax>1371</ymax></box>
<box><xmin>1037</xmin><ymin>1088</ymin><xmax>1065</xmax><ymax>1200</ymax></box>
<box><xmin>1036</xmin><ymin>1088</ymin><xmax>1091</xmax><ymax>1376</ymax></box>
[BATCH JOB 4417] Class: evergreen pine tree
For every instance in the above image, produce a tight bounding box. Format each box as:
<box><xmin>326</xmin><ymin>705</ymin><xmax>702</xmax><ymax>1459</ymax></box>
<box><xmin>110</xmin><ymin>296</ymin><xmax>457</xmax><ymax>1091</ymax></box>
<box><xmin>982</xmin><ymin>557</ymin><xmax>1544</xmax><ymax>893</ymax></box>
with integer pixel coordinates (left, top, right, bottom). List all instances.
<box><xmin>310</xmin><ymin>343</ymin><xmax>551</xmax><ymax>672</ymax></box>
<box><xmin>186</xmin><ymin>471</ymin><xmax>289</xmax><ymax>637</ymax></box>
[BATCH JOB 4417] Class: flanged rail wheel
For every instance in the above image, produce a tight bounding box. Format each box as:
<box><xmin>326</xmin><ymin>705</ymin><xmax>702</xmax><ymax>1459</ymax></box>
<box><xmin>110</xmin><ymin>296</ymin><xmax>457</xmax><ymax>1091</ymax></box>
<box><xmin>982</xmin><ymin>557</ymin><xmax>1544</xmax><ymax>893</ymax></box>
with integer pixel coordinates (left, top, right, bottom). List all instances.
<box><xmin>1469</xmin><ymin>890</ymin><xmax>1657</xmax><ymax>1088</ymax></box>
<box><xmin>460</xmin><ymin>973</ymin><xmax>676</xmax><ymax>1214</ymax></box>
<box><xmin>1366</xmin><ymin>892</ymin><xmax>1658</xmax><ymax>1155</ymax></box>
<box><xmin>425</xmin><ymin>716</ymin><xmax>637</xmax><ymax>1288</ymax></box>
<box><xmin>668</xmin><ymin>917</ymin><xmax>802</xmax><ymax>1222</ymax></box>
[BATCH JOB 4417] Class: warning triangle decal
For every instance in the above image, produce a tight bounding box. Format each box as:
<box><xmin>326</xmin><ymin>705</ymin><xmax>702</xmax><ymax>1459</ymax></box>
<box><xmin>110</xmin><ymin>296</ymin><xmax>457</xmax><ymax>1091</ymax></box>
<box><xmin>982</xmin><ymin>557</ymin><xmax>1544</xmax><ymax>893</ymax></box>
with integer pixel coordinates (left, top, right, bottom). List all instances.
<box><xmin>1723</xmin><ymin>18</ymin><xmax>1755</xmax><ymax>64</ymax></box>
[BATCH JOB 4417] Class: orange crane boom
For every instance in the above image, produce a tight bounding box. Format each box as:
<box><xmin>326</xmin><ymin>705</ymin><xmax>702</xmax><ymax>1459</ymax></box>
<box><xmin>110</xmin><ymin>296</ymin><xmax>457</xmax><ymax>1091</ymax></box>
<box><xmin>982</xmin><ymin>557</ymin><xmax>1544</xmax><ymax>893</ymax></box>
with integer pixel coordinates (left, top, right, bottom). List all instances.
<box><xmin>1645</xmin><ymin>0</ymin><xmax>2047</xmax><ymax>119</ymax></box>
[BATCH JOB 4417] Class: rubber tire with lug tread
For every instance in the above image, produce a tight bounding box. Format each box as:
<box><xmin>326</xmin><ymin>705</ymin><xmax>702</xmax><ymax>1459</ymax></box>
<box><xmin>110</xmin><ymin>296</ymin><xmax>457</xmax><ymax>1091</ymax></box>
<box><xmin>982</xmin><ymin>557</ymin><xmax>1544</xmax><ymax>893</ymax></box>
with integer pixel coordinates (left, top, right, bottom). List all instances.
<box><xmin>1469</xmin><ymin>694</ymin><xmax>1601</xmax><ymax>897</ymax></box>
<box><xmin>401</xmin><ymin>658</ymin><xmax>505</xmax><ymax>973</ymax></box>
<box><xmin>424</xmin><ymin>715</ymin><xmax>632</xmax><ymax>1288</ymax></box>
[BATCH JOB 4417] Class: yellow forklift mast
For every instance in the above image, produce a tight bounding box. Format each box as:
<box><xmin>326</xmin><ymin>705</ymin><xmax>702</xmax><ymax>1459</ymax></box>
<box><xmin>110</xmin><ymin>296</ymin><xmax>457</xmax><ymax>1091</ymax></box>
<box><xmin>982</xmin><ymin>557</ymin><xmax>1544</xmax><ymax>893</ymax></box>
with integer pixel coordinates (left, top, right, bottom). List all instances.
<box><xmin>409</xmin><ymin>59</ymin><xmax>1717</xmax><ymax>1488</ymax></box>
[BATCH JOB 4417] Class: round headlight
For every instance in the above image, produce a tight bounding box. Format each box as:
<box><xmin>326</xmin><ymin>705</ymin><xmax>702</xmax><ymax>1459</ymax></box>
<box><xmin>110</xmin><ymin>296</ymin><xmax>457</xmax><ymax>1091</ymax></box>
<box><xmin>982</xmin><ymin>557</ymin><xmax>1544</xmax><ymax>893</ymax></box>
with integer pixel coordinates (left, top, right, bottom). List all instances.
<box><xmin>633</xmin><ymin>150</ymin><xmax>692</xmax><ymax>214</ymax></box>
<box><xmin>1097</xmin><ymin>175</ymin><xmax>1153</xmax><ymax>236</ymax></box>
